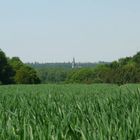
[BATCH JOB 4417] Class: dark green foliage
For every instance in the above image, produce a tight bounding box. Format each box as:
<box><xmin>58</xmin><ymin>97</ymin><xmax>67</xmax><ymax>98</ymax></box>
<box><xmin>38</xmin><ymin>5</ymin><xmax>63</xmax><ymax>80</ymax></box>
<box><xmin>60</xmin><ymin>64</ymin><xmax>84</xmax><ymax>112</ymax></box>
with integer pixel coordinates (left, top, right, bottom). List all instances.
<box><xmin>66</xmin><ymin>52</ymin><xmax>140</xmax><ymax>84</ymax></box>
<box><xmin>0</xmin><ymin>49</ymin><xmax>40</xmax><ymax>85</ymax></box>
<box><xmin>0</xmin><ymin>49</ymin><xmax>15</xmax><ymax>84</ymax></box>
<box><xmin>15</xmin><ymin>66</ymin><xmax>40</xmax><ymax>84</ymax></box>
<box><xmin>1</xmin><ymin>47</ymin><xmax>140</xmax><ymax>85</ymax></box>
<box><xmin>9</xmin><ymin>57</ymin><xmax>23</xmax><ymax>70</ymax></box>
<box><xmin>37</xmin><ymin>68</ymin><xmax>69</xmax><ymax>83</ymax></box>
<box><xmin>67</xmin><ymin>68</ymin><xmax>95</xmax><ymax>84</ymax></box>
<box><xmin>9</xmin><ymin>56</ymin><xmax>40</xmax><ymax>84</ymax></box>
<box><xmin>133</xmin><ymin>52</ymin><xmax>140</xmax><ymax>64</ymax></box>
<box><xmin>26</xmin><ymin>51</ymin><xmax>140</xmax><ymax>85</ymax></box>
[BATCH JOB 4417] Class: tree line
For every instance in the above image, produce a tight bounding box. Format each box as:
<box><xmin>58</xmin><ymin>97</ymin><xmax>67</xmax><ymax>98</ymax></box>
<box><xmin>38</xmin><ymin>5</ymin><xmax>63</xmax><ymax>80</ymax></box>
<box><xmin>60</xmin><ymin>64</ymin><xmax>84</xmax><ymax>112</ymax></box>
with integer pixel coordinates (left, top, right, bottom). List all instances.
<box><xmin>27</xmin><ymin>61</ymin><xmax>108</xmax><ymax>69</ymax></box>
<box><xmin>1</xmin><ymin>48</ymin><xmax>140</xmax><ymax>85</ymax></box>
<box><xmin>0</xmin><ymin>49</ymin><xmax>40</xmax><ymax>85</ymax></box>
<box><xmin>67</xmin><ymin>52</ymin><xmax>140</xmax><ymax>84</ymax></box>
<box><xmin>30</xmin><ymin>52</ymin><xmax>140</xmax><ymax>85</ymax></box>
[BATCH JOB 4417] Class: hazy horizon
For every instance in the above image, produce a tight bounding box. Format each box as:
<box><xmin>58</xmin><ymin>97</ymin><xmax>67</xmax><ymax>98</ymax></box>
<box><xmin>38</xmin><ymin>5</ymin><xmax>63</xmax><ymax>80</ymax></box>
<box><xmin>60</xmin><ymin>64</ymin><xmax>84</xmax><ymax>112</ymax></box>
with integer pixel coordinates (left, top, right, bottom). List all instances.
<box><xmin>0</xmin><ymin>0</ymin><xmax>140</xmax><ymax>63</ymax></box>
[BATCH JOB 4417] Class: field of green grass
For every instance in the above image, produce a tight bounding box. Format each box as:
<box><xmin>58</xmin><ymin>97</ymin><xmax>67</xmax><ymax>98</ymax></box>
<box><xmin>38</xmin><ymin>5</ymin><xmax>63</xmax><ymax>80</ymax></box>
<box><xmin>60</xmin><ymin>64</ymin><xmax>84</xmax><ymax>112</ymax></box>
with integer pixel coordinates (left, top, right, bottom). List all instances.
<box><xmin>0</xmin><ymin>84</ymin><xmax>140</xmax><ymax>140</ymax></box>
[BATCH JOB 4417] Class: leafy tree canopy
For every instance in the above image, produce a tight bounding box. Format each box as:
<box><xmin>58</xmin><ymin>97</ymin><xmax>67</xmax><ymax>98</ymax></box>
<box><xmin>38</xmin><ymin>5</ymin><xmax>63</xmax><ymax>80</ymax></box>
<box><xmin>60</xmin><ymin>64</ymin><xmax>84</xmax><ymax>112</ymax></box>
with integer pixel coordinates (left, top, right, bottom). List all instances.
<box><xmin>0</xmin><ymin>49</ymin><xmax>40</xmax><ymax>85</ymax></box>
<box><xmin>0</xmin><ymin>49</ymin><xmax>15</xmax><ymax>84</ymax></box>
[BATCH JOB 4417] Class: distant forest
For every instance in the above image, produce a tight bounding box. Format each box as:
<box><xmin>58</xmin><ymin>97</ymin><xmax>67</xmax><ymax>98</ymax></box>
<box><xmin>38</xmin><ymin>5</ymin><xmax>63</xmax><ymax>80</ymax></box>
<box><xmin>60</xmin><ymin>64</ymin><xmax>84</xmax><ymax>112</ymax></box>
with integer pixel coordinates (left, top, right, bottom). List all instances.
<box><xmin>26</xmin><ymin>61</ymin><xmax>109</xmax><ymax>84</ymax></box>
<box><xmin>1</xmin><ymin>48</ymin><xmax>140</xmax><ymax>85</ymax></box>
<box><xmin>27</xmin><ymin>61</ymin><xmax>108</xmax><ymax>69</ymax></box>
<box><xmin>27</xmin><ymin>52</ymin><xmax>140</xmax><ymax>85</ymax></box>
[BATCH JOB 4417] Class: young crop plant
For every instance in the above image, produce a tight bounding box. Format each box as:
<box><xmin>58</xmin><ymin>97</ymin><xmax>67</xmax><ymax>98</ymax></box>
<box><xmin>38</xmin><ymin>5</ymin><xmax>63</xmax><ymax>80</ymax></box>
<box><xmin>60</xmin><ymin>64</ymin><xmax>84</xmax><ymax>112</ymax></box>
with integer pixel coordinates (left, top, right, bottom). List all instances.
<box><xmin>0</xmin><ymin>84</ymin><xmax>140</xmax><ymax>139</ymax></box>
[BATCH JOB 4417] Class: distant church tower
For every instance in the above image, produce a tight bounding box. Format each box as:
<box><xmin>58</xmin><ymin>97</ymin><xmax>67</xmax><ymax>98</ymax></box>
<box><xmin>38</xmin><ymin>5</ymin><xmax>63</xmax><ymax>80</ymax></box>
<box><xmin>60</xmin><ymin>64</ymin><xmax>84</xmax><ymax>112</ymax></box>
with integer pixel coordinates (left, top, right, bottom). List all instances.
<box><xmin>72</xmin><ymin>58</ymin><xmax>76</xmax><ymax>68</ymax></box>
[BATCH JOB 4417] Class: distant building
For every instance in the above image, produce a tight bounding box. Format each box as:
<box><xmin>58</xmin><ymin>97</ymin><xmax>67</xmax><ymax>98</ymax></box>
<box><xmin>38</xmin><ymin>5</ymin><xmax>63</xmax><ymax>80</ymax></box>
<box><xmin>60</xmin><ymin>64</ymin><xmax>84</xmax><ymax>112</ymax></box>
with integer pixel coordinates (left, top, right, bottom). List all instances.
<box><xmin>72</xmin><ymin>58</ymin><xmax>82</xmax><ymax>68</ymax></box>
<box><xmin>72</xmin><ymin>58</ymin><xmax>76</xmax><ymax>68</ymax></box>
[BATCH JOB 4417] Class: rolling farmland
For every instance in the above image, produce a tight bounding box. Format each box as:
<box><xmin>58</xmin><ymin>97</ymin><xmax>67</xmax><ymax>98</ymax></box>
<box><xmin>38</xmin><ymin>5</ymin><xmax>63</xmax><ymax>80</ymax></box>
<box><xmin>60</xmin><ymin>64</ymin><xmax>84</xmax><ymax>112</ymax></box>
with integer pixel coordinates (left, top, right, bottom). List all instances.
<box><xmin>0</xmin><ymin>84</ymin><xmax>140</xmax><ymax>140</ymax></box>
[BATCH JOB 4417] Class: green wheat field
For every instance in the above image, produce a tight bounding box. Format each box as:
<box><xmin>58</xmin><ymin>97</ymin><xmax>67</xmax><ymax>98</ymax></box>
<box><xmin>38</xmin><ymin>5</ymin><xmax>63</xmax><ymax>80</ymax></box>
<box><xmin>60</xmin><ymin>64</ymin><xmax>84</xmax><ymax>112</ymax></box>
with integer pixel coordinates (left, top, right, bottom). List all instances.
<box><xmin>0</xmin><ymin>84</ymin><xmax>140</xmax><ymax>140</ymax></box>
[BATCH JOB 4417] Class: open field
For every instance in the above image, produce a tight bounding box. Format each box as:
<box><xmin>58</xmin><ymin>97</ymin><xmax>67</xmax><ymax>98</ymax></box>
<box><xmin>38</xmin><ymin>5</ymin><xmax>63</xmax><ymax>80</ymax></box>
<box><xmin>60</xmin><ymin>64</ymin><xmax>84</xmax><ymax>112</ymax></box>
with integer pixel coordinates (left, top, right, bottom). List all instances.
<box><xmin>0</xmin><ymin>84</ymin><xmax>140</xmax><ymax>140</ymax></box>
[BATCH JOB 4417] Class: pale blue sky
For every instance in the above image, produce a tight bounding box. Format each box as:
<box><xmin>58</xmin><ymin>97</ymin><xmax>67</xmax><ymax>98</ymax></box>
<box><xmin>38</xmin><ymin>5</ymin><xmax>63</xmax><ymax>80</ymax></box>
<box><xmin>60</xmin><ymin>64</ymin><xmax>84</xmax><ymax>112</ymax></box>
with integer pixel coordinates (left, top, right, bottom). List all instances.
<box><xmin>0</xmin><ymin>0</ymin><xmax>140</xmax><ymax>62</ymax></box>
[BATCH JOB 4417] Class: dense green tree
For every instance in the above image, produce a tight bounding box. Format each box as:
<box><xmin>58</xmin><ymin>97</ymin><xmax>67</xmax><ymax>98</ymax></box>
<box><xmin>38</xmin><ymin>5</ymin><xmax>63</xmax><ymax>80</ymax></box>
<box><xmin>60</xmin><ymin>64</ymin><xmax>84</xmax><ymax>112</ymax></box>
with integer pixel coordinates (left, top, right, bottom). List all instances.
<box><xmin>15</xmin><ymin>66</ymin><xmax>40</xmax><ymax>84</ymax></box>
<box><xmin>0</xmin><ymin>49</ymin><xmax>15</xmax><ymax>84</ymax></box>
<box><xmin>9</xmin><ymin>57</ymin><xmax>23</xmax><ymax>70</ymax></box>
<box><xmin>0</xmin><ymin>49</ymin><xmax>40</xmax><ymax>85</ymax></box>
<box><xmin>119</xmin><ymin>62</ymin><xmax>140</xmax><ymax>84</ymax></box>
<box><xmin>8</xmin><ymin>56</ymin><xmax>40</xmax><ymax>84</ymax></box>
<box><xmin>118</xmin><ymin>57</ymin><xmax>132</xmax><ymax>66</ymax></box>
<box><xmin>67</xmin><ymin>68</ymin><xmax>95</xmax><ymax>84</ymax></box>
<box><xmin>94</xmin><ymin>65</ymin><xmax>111</xmax><ymax>82</ymax></box>
<box><xmin>133</xmin><ymin>52</ymin><xmax>140</xmax><ymax>64</ymax></box>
